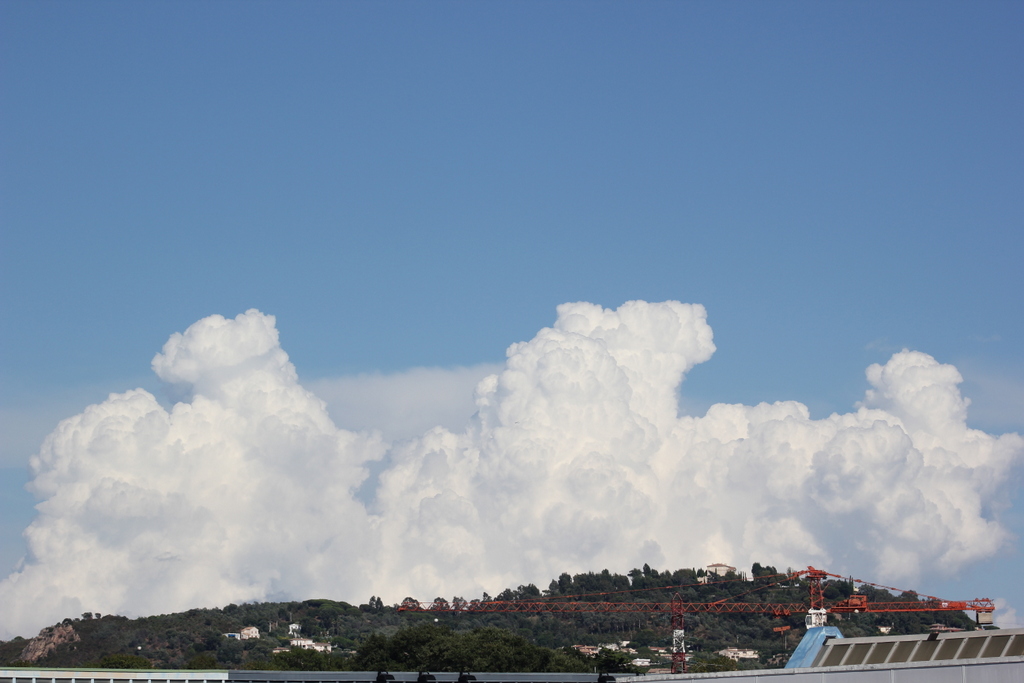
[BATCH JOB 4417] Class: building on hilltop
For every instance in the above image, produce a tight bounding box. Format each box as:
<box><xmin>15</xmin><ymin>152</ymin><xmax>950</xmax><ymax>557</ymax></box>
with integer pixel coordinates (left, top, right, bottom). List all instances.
<box><xmin>699</xmin><ymin>562</ymin><xmax>739</xmax><ymax>583</ymax></box>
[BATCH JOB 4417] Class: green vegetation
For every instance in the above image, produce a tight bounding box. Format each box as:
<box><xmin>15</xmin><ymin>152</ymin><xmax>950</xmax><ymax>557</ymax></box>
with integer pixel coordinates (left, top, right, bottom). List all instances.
<box><xmin>346</xmin><ymin>623</ymin><xmax>590</xmax><ymax>673</ymax></box>
<box><xmin>0</xmin><ymin>564</ymin><xmax>979</xmax><ymax>671</ymax></box>
<box><xmin>688</xmin><ymin>653</ymin><xmax>739</xmax><ymax>673</ymax></box>
<box><xmin>95</xmin><ymin>653</ymin><xmax>152</xmax><ymax>669</ymax></box>
<box><xmin>185</xmin><ymin>653</ymin><xmax>219</xmax><ymax>669</ymax></box>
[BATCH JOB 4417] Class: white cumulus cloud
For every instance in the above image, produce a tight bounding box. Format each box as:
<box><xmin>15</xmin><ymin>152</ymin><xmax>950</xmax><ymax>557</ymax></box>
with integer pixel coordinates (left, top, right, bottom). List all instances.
<box><xmin>994</xmin><ymin>597</ymin><xmax>1022</xmax><ymax>629</ymax></box>
<box><xmin>1</xmin><ymin>301</ymin><xmax>1021</xmax><ymax>640</ymax></box>
<box><xmin>0</xmin><ymin>310</ymin><xmax>383</xmax><ymax>638</ymax></box>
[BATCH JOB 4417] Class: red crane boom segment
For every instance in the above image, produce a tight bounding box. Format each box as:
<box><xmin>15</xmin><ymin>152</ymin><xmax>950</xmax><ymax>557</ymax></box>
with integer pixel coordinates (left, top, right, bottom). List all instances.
<box><xmin>398</xmin><ymin>567</ymin><xmax>994</xmax><ymax>617</ymax></box>
<box><xmin>397</xmin><ymin>567</ymin><xmax>995</xmax><ymax>674</ymax></box>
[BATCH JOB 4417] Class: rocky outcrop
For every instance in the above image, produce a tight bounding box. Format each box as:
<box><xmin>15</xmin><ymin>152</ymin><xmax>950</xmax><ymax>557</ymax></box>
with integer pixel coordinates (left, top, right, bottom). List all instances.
<box><xmin>19</xmin><ymin>623</ymin><xmax>80</xmax><ymax>662</ymax></box>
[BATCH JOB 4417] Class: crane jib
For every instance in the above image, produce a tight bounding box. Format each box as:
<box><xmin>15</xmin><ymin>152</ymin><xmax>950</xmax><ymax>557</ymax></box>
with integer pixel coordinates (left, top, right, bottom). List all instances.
<box><xmin>396</xmin><ymin>567</ymin><xmax>995</xmax><ymax>618</ymax></box>
<box><xmin>396</xmin><ymin>567</ymin><xmax>995</xmax><ymax>676</ymax></box>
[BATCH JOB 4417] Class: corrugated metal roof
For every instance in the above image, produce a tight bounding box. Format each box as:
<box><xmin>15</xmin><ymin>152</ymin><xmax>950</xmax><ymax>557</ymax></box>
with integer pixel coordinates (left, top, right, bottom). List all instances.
<box><xmin>811</xmin><ymin>626</ymin><xmax>1024</xmax><ymax>667</ymax></box>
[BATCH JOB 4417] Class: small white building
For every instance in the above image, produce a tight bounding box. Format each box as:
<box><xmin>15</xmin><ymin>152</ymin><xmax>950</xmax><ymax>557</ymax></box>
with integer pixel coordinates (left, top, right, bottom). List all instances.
<box><xmin>717</xmin><ymin>647</ymin><xmax>758</xmax><ymax>661</ymax></box>
<box><xmin>240</xmin><ymin>626</ymin><xmax>260</xmax><ymax>640</ymax></box>
<box><xmin>631</xmin><ymin>658</ymin><xmax>652</xmax><ymax>667</ymax></box>
<box><xmin>290</xmin><ymin>638</ymin><xmax>332</xmax><ymax>653</ymax></box>
<box><xmin>706</xmin><ymin>563</ymin><xmax>736</xmax><ymax>576</ymax></box>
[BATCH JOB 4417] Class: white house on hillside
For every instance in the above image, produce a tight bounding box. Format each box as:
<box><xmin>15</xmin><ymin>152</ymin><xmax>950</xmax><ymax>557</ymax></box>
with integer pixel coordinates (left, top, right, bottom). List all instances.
<box><xmin>718</xmin><ymin>647</ymin><xmax>758</xmax><ymax>661</ymax></box>
<box><xmin>290</xmin><ymin>638</ymin><xmax>332</xmax><ymax>653</ymax></box>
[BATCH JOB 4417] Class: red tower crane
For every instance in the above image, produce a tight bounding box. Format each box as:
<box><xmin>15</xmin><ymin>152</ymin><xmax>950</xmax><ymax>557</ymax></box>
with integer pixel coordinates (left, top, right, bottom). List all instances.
<box><xmin>397</xmin><ymin>567</ymin><xmax>996</xmax><ymax>674</ymax></box>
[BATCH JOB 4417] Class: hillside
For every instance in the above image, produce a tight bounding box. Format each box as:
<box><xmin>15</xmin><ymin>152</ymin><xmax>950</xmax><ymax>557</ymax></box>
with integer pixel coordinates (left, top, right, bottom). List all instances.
<box><xmin>0</xmin><ymin>563</ymin><xmax>978</xmax><ymax>671</ymax></box>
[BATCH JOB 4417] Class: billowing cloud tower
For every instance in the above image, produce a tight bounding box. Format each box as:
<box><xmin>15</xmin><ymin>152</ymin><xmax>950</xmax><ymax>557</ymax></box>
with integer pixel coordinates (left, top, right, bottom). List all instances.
<box><xmin>0</xmin><ymin>301</ymin><xmax>1020</xmax><ymax>639</ymax></box>
<box><xmin>0</xmin><ymin>310</ymin><xmax>383</xmax><ymax>637</ymax></box>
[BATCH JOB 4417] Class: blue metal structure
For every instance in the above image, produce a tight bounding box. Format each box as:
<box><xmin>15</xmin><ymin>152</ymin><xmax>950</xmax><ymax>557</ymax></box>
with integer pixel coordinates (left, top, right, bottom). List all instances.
<box><xmin>784</xmin><ymin>625</ymin><xmax>844</xmax><ymax>668</ymax></box>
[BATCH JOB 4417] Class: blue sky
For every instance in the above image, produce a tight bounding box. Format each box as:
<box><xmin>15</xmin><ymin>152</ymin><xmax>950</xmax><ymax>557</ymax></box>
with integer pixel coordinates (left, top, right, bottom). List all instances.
<box><xmin>1</xmin><ymin>1</ymin><xmax>1022</xmax><ymax>634</ymax></box>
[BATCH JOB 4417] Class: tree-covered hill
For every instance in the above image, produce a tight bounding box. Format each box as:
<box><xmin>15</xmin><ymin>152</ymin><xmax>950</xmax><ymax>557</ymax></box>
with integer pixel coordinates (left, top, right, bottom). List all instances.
<box><xmin>0</xmin><ymin>563</ymin><xmax>979</xmax><ymax>671</ymax></box>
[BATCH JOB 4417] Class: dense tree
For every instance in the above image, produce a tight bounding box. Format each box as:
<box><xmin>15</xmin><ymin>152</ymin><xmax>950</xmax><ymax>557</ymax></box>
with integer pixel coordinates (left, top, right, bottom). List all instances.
<box><xmin>185</xmin><ymin>653</ymin><xmax>219</xmax><ymax>669</ymax></box>
<box><xmin>253</xmin><ymin>648</ymin><xmax>348</xmax><ymax>671</ymax></box>
<box><xmin>351</xmin><ymin>624</ymin><xmax>588</xmax><ymax>673</ymax></box>
<box><xmin>688</xmin><ymin>653</ymin><xmax>738</xmax><ymax>673</ymax></box>
<box><xmin>0</xmin><ymin>562</ymin><xmax>980</xmax><ymax>671</ymax></box>
<box><xmin>591</xmin><ymin>649</ymin><xmax>641</xmax><ymax>674</ymax></box>
<box><xmin>97</xmin><ymin>654</ymin><xmax>152</xmax><ymax>669</ymax></box>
